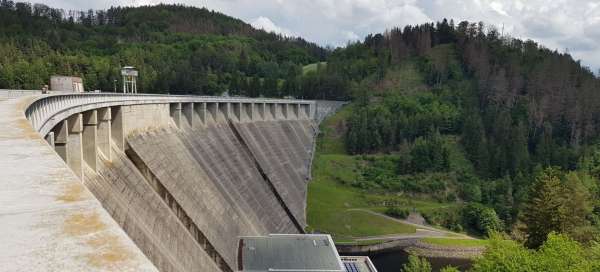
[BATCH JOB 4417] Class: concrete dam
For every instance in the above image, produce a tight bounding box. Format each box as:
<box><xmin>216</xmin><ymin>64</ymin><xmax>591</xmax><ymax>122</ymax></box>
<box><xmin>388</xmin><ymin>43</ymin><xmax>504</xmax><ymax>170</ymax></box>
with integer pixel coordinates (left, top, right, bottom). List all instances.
<box><xmin>0</xmin><ymin>93</ymin><xmax>341</xmax><ymax>271</ymax></box>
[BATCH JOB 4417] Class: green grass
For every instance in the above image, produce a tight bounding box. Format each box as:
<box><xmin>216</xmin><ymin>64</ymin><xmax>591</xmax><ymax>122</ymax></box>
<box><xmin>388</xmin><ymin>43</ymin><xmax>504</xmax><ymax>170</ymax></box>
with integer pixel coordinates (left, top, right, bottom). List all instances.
<box><xmin>303</xmin><ymin>62</ymin><xmax>327</xmax><ymax>75</ymax></box>
<box><xmin>316</xmin><ymin>105</ymin><xmax>352</xmax><ymax>154</ymax></box>
<box><xmin>307</xmin><ymin>103</ymin><xmax>461</xmax><ymax>243</ymax></box>
<box><xmin>307</xmin><ymin>154</ymin><xmax>421</xmax><ymax>241</ymax></box>
<box><xmin>377</xmin><ymin>61</ymin><xmax>427</xmax><ymax>95</ymax></box>
<box><xmin>421</xmin><ymin>237</ymin><xmax>489</xmax><ymax>247</ymax></box>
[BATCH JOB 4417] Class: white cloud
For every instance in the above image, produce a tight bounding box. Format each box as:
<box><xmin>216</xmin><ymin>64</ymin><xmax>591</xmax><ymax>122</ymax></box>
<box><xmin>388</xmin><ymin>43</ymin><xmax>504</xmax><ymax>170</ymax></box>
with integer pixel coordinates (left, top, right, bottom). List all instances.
<box><xmin>251</xmin><ymin>16</ymin><xmax>295</xmax><ymax>36</ymax></box>
<box><xmin>343</xmin><ymin>30</ymin><xmax>360</xmax><ymax>42</ymax></box>
<box><xmin>36</xmin><ymin>0</ymin><xmax>600</xmax><ymax>70</ymax></box>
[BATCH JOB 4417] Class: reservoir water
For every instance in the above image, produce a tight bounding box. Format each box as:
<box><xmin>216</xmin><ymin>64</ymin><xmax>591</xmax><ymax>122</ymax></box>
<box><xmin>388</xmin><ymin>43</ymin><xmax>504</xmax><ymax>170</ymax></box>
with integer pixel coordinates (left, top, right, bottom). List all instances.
<box><xmin>365</xmin><ymin>249</ymin><xmax>472</xmax><ymax>272</ymax></box>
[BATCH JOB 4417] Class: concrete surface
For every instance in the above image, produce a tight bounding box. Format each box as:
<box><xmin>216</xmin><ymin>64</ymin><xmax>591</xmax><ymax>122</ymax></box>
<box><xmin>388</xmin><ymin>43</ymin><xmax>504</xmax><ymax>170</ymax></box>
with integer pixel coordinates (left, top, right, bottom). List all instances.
<box><xmin>0</xmin><ymin>96</ymin><xmax>158</xmax><ymax>271</ymax></box>
<box><xmin>1</xmin><ymin>92</ymin><xmax>336</xmax><ymax>271</ymax></box>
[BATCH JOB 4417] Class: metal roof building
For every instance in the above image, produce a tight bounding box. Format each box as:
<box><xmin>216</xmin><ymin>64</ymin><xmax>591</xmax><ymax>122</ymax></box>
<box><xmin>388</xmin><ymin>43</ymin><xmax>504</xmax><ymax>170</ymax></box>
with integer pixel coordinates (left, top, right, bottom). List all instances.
<box><xmin>237</xmin><ymin>234</ymin><xmax>377</xmax><ymax>272</ymax></box>
<box><xmin>238</xmin><ymin>234</ymin><xmax>344</xmax><ymax>272</ymax></box>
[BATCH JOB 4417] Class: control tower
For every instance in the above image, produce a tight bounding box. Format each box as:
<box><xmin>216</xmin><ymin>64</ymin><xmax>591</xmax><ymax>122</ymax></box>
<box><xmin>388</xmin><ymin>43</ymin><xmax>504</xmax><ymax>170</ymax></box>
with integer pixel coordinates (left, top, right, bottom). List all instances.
<box><xmin>121</xmin><ymin>66</ymin><xmax>138</xmax><ymax>93</ymax></box>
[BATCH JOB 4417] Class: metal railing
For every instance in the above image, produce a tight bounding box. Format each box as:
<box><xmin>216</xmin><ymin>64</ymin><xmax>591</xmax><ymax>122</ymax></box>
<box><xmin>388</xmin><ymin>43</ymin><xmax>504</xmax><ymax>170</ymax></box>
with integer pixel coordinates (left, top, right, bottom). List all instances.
<box><xmin>24</xmin><ymin>93</ymin><xmax>315</xmax><ymax>137</ymax></box>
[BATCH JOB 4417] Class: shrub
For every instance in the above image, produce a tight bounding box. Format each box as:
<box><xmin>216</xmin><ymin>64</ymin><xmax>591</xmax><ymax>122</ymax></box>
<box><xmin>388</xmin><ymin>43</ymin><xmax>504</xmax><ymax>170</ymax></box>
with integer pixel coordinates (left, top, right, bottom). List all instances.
<box><xmin>462</xmin><ymin>203</ymin><xmax>504</xmax><ymax>236</ymax></box>
<box><xmin>402</xmin><ymin>255</ymin><xmax>431</xmax><ymax>272</ymax></box>
<box><xmin>385</xmin><ymin>207</ymin><xmax>410</xmax><ymax>219</ymax></box>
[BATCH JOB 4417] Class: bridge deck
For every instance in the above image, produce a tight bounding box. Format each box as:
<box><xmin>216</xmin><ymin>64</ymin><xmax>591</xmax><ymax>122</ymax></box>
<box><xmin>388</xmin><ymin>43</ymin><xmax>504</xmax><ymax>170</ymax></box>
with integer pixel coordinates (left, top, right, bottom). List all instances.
<box><xmin>0</xmin><ymin>96</ymin><xmax>157</xmax><ymax>271</ymax></box>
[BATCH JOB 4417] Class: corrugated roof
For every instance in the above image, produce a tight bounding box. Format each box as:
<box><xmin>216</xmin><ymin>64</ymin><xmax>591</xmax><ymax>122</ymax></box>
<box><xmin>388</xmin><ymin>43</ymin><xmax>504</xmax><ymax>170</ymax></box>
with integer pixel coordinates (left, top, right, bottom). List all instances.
<box><xmin>239</xmin><ymin>234</ymin><xmax>345</xmax><ymax>272</ymax></box>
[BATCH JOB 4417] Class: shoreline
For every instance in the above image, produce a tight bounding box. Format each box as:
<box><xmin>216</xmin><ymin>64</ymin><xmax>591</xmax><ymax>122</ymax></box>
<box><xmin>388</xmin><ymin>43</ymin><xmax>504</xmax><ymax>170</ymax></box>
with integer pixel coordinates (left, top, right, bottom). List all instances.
<box><xmin>336</xmin><ymin>238</ymin><xmax>485</xmax><ymax>259</ymax></box>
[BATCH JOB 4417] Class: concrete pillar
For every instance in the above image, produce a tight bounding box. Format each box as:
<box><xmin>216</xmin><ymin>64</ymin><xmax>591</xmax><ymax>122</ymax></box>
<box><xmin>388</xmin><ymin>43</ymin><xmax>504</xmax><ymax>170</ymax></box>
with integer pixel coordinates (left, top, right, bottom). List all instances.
<box><xmin>207</xmin><ymin>102</ymin><xmax>217</xmax><ymax>123</ymax></box>
<box><xmin>248</xmin><ymin>103</ymin><xmax>254</xmax><ymax>121</ymax></box>
<box><xmin>219</xmin><ymin>102</ymin><xmax>230</xmax><ymax>120</ymax></box>
<box><xmin>291</xmin><ymin>104</ymin><xmax>299</xmax><ymax>119</ymax></box>
<box><xmin>269</xmin><ymin>103</ymin><xmax>276</xmax><ymax>120</ymax></box>
<box><xmin>195</xmin><ymin>102</ymin><xmax>206</xmax><ymax>125</ymax></box>
<box><xmin>82</xmin><ymin>110</ymin><xmax>98</xmax><ymax>172</ymax></box>
<box><xmin>243</xmin><ymin>103</ymin><xmax>252</xmax><ymax>122</ymax></box>
<box><xmin>97</xmin><ymin>108</ymin><xmax>111</xmax><ymax>160</ymax></box>
<box><xmin>283</xmin><ymin>104</ymin><xmax>289</xmax><ymax>119</ymax></box>
<box><xmin>232</xmin><ymin>102</ymin><xmax>241</xmax><ymax>122</ymax></box>
<box><xmin>67</xmin><ymin>114</ymin><xmax>84</xmax><ymax>180</ymax></box>
<box><xmin>45</xmin><ymin>132</ymin><xmax>55</xmax><ymax>148</ymax></box>
<box><xmin>111</xmin><ymin>106</ymin><xmax>124</xmax><ymax>150</ymax></box>
<box><xmin>53</xmin><ymin>120</ymin><xmax>68</xmax><ymax>162</ymax></box>
<box><xmin>170</xmin><ymin>103</ymin><xmax>182</xmax><ymax>128</ymax></box>
<box><xmin>257</xmin><ymin>103</ymin><xmax>266</xmax><ymax>120</ymax></box>
<box><xmin>182</xmin><ymin>103</ymin><xmax>194</xmax><ymax>128</ymax></box>
<box><xmin>275</xmin><ymin>103</ymin><xmax>284</xmax><ymax>120</ymax></box>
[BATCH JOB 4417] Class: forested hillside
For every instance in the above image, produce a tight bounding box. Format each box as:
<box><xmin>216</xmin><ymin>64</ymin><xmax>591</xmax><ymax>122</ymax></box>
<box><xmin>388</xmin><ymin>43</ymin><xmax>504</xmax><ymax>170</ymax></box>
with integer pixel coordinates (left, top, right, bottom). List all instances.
<box><xmin>310</xmin><ymin>19</ymin><xmax>600</xmax><ymax>250</ymax></box>
<box><xmin>0</xmin><ymin>1</ymin><xmax>346</xmax><ymax>98</ymax></box>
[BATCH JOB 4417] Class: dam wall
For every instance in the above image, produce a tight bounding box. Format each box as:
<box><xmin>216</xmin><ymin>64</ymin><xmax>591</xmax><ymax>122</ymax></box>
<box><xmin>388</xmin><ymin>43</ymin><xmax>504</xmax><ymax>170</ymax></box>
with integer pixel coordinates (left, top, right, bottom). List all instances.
<box><xmin>7</xmin><ymin>93</ymin><xmax>321</xmax><ymax>271</ymax></box>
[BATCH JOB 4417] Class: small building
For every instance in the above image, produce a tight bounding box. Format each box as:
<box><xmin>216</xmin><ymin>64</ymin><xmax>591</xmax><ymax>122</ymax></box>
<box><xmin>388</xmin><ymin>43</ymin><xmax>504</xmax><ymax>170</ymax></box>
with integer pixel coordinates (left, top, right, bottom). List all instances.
<box><xmin>50</xmin><ymin>76</ymin><xmax>84</xmax><ymax>93</ymax></box>
<box><xmin>237</xmin><ymin>234</ymin><xmax>377</xmax><ymax>272</ymax></box>
<box><xmin>121</xmin><ymin>66</ymin><xmax>138</xmax><ymax>93</ymax></box>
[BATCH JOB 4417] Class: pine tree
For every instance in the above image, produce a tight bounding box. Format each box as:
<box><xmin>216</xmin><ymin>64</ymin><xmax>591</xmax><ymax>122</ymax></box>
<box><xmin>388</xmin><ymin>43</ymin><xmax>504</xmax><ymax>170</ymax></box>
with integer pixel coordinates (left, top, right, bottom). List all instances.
<box><xmin>461</xmin><ymin>112</ymin><xmax>489</xmax><ymax>175</ymax></box>
<box><xmin>522</xmin><ymin>168</ymin><xmax>564</xmax><ymax>248</ymax></box>
<box><xmin>510</xmin><ymin>121</ymin><xmax>530</xmax><ymax>175</ymax></box>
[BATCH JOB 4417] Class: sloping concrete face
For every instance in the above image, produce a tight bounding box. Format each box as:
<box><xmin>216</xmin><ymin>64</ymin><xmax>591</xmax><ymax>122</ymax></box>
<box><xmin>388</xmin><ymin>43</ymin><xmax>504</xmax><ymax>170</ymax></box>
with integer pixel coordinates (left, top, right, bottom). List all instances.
<box><xmin>234</xmin><ymin>120</ymin><xmax>316</xmax><ymax>227</ymax></box>
<box><xmin>7</xmin><ymin>93</ymin><xmax>326</xmax><ymax>271</ymax></box>
<box><xmin>122</xmin><ymin>120</ymin><xmax>314</xmax><ymax>269</ymax></box>
<box><xmin>84</xmin><ymin>147</ymin><xmax>221</xmax><ymax>272</ymax></box>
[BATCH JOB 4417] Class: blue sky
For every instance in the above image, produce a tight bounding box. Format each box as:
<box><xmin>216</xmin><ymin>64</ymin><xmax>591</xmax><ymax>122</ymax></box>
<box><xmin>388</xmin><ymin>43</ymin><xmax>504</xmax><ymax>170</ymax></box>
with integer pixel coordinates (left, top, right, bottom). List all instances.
<box><xmin>41</xmin><ymin>0</ymin><xmax>600</xmax><ymax>71</ymax></box>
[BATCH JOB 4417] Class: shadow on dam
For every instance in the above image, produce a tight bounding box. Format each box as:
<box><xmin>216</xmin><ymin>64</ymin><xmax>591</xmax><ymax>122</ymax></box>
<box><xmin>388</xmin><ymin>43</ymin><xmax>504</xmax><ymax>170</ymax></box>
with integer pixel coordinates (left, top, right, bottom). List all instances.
<box><xmin>83</xmin><ymin>119</ymin><xmax>316</xmax><ymax>271</ymax></box>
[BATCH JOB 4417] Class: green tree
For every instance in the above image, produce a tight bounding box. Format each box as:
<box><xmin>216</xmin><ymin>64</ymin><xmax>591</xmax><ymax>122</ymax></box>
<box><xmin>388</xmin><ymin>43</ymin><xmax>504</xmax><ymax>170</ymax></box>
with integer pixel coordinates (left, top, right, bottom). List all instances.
<box><xmin>439</xmin><ymin>267</ymin><xmax>460</xmax><ymax>272</ymax></box>
<box><xmin>522</xmin><ymin>167</ymin><xmax>565</xmax><ymax>248</ymax></box>
<box><xmin>462</xmin><ymin>203</ymin><xmax>503</xmax><ymax>236</ymax></box>
<box><xmin>472</xmin><ymin>233</ymin><xmax>600</xmax><ymax>272</ymax></box>
<box><xmin>402</xmin><ymin>255</ymin><xmax>431</xmax><ymax>272</ymax></box>
<box><xmin>248</xmin><ymin>76</ymin><xmax>261</xmax><ymax>97</ymax></box>
<box><xmin>461</xmin><ymin>113</ymin><xmax>489</xmax><ymax>176</ymax></box>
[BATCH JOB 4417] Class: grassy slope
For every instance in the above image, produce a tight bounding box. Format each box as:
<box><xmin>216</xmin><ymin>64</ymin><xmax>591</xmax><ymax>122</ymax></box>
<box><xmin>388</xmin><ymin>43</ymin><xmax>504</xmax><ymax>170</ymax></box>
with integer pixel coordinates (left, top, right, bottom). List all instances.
<box><xmin>308</xmin><ymin>106</ymin><xmax>418</xmax><ymax>241</ymax></box>
<box><xmin>303</xmin><ymin>62</ymin><xmax>328</xmax><ymax>75</ymax></box>
<box><xmin>307</xmin><ymin>47</ymin><xmax>479</xmax><ymax>243</ymax></box>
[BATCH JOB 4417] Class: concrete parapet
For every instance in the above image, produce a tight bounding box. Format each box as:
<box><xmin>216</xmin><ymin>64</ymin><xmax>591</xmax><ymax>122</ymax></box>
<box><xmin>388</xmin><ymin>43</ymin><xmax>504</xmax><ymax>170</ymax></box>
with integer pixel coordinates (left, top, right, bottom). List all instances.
<box><xmin>0</xmin><ymin>96</ymin><xmax>157</xmax><ymax>271</ymax></box>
